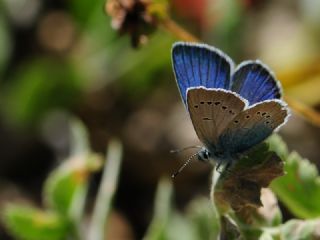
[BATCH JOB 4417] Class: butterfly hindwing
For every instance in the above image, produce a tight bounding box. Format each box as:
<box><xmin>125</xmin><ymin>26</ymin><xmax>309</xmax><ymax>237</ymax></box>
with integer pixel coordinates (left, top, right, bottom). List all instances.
<box><xmin>187</xmin><ymin>87</ymin><xmax>247</xmax><ymax>146</ymax></box>
<box><xmin>217</xmin><ymin>100</ymin><xmax>289</xmax><ymax>155</ymax></box>
<box><xmin>231</xmin><ymin>61</ymin><xmax>282</xmax><ymax>105</ymax></box>
<box><xmin>172</xmin><ymin>42</ymin><xmax>234</xmax><ymax>105</ymax></box>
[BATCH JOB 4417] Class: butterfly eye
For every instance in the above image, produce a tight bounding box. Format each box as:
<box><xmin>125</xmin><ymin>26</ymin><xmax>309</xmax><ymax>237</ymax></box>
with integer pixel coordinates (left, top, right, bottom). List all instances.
<box><xmin>198</xmin><ymin>151</ymin><xmax>210</xmax><ymax>161</ymax></box>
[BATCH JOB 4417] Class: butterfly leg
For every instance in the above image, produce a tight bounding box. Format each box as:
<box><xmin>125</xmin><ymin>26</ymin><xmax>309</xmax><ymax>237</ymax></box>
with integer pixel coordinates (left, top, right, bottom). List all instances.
<box><xmin>215</xmin><ymin>162</ymin><xmax>223</xmax><ymax>173</ymax></box>
<box><xmin>215</xmin><ymin>161</ymin><xmax>232</xmax><ymax>174</ymax></box>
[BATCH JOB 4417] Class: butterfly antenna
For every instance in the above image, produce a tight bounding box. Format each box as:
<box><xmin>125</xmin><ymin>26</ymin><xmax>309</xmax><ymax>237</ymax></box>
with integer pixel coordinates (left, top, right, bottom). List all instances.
<box><xmin>171</xmin><ymin>152</ymin><xmax>199</xmax><ymax>179</ymax></box>
<box><xmin>170</xmin><ymin>146</ymin><xmax>202</xmax><ymax>154</ymax></box>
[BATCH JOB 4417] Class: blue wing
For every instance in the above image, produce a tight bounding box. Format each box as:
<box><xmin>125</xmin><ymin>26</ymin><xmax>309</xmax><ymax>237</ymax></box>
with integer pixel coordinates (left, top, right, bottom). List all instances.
<box><xmin>231</xmin><ymin>61</ymin><xmax>282</xmax><ymax>105</ymax></box>
<box><xmin>217</xmin><ymin>100</ymin><xmax>289</xmax><ymax>155</ymax></box>
<box><xmin>172</xmin><ymin>42</ymin><xmax>234</xmax><ymax>105</ymax></box>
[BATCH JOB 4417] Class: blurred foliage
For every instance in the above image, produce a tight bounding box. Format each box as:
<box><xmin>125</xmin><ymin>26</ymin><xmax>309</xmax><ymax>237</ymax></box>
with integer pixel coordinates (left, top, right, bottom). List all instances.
<box><xmin>0</xmin><ymin>0</ymin><xmax>175</xmax><ymax>128</ymax></box>
<box><xmin>2</xmin><ymin>59</ymin><xmax>83</xmax><ymax>127</ymax></box>
<box><xmin>2</xmin><ymin>119</ymin><xmax>123</xmax><ymax>240</ymax></box>
<box><xmin>210</xmin><ymin>0</ymin><xmax>246</xmax><ymax>58</ymax></box>
<box><xmin>0</xmin><ymin>0</ymin><xmax>319</xmax><ymax>128</ymax></box>
<box><xmin>3</xmin><ymin>206</ymin><xmax>70</xmax><ymax>240</ymax></box>
<box><xmin>43</xmin><ymin>153</ymin><xmax>102</xmax><ymax>219</ymax></box>
<box><xmin>270</xmin><ymin>135</ymin><xmax>320</xmax><ymax>219</ymax></box>
<box><xmin>144</xmin><ymin>178</ymin><xmax>219</xmax><ymax>240</ymax></box>
<box><xmin>0</xmin><ymin>0</ymin><xmax>320</xmax><ymax>239</ymax></box>
<box><xmin>0</xmin><ymin>13</ymin><xmax>11</xmax><ymax>77</ymax></box>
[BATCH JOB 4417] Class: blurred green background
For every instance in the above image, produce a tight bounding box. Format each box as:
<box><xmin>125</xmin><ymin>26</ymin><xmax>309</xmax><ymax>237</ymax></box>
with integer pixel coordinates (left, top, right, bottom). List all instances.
<box><xmin>0</xmin><ymin>0</ymin><xmax>320</xmax><ymax>239</ymax></box>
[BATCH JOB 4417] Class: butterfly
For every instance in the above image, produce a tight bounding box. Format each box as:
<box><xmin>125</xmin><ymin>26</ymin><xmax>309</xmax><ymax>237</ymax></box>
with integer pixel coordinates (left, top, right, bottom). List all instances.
<box><xmin>171</xmin><ymin>42</ymin><xmax>290</xmax><ymax>174</ymax></box>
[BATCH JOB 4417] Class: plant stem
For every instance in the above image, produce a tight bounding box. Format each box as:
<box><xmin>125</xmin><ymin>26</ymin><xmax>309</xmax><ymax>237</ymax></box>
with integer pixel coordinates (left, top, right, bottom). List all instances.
<box><xmin>160</xmin><ymin>17</ymin><xmax>320</xmax><ymax>127</ymax></box>
<box><xmin>160</xmin><ymin>18</ymin><xmax>199</xmax><ymax>42</ymax></box>
<box><xmin>284</xmin><ymin>96</ymin><xmax>320</xmax><ymax>127</ymax></box>
<box><xmin>87</xmin><ymin>139</ymin><xmax>123</xmax><ymax>240</ymax></box>
<box><xmin>143</xmin><ymin>178</ymin><xmax>173</xmax><ymax>240</ymax></box>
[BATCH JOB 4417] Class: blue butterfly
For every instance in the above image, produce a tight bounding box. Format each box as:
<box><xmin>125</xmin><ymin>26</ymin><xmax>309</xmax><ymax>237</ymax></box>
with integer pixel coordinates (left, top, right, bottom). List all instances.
<box><xmin>171</xmin><ymin>42</ymin><xmax>290</xmax><ymax>172</ymax></box>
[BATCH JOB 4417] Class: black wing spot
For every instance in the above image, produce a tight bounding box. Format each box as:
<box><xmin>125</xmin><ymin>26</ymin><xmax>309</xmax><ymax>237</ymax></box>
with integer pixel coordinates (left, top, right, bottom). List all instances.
<box><xmin>257</xmin><ymin>111</ymin><xmax>261</xmax><ymax>115</ymax></box>
<box><xmin>234</xmin><ymin>120</ymin><xmax>239</xmax><ymax>124</ymax></box>
<box><xmin>200</xmin><ymin>101</ymin><xmax>204</xmax><ymax>104</ymax></box>
<box><xmin>214</xmin><ymin>101</ymin><xmax>221</xmax><ymax>105</ymax></box>
<box><xmin>207</xmin><ymin>101</ymin><xmax>212</xmax><ymax>105</ymax></box>
<box><xmin>222</xmin><ymin>106</ymin><xmax>227</xmax><ymax>110</ymax></box>
<box><xmin>246</xmin><ymin>115</ymin><xmax>250</xmax><ymax>119</ymax></box>
<box><xmin>262</xmin><ymin>112</ymin><xmax>267</xmax><ymax>116</ymax></box>
<box><xmin>266</xmin><ymin>121</ymin><xmax>270</xmax><ymax>124</ymax></box>
<box><xmin>266</xmin><ymin>115</ymin><xmax>270</xmax><ymax>118</ymax></box>
<box><xmin>194</xmin><ymin>105</ymin><xmax>199</xmax><ymax>108</ymax></box>
<box><xmin>229</xmin><ymin>110</ymin><xmax>235</xmax><ymax>115</ymax></box>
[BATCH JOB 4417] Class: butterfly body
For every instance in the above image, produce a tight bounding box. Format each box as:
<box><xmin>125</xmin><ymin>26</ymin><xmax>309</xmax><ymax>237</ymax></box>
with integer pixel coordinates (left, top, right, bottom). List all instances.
<box><xmin>172</xmin><ymin>42</ymin><xmax>290</xmax><ymax>169</ymax></box>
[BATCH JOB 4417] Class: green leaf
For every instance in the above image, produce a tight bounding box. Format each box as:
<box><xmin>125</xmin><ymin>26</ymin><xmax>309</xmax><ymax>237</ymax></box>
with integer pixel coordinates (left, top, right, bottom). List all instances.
<box><xmin>254</xmin><ymin>218</ymin><xmax>320</xmax><ymax>239</ymax></box>
<box><xmin>279</xmin><ymin>219</ymin><xmax>320</xmax><ymax>240</ymax></box>
<box><xmin>167</xmin><ymin>213</ymin><xmax>198</xmax><ymax>240</ymax></box>
<box><xmin>219</xmin><ymin>215</ymin><xmax>242</xmax><ymax>240</ymax></box>
<box><xmin>235</xmin><ymin>188</ymin><xmax>282</xmax><ymax>231</ymax></box>
<box><xmin>258</xmin><ymin>231</ymin><xmax>274</xmax><ymax>240</ymax></box>
<box><xmin>267</xmin><ymin>134</ymin><xmax>289</xmax><ymax>160</ymax></box>
<box><xmin>268</xmin><ymin>134</ymin><xmax>320</xmax><ymax>219</ymax></box>
<box><xmin>186</xmin><ymin>198</ymin><xmax>219</xmax><ymax>240</ymax></box>
<box><xmin>3</xmin><ymin>205</ymin><xmax>70</xmax><ymax>240</ymax></box>
<box><xmin>44</xmin><ymin>119</ymin><xmax>103</xmax><ymax>239</ymax></box>
<box><xmin>213</xmin><ymin>142</ymin><xmax>284</xmax><ymax>213</ymax></box>
<box><xmin>44</xmin><ymin>153</ymin><xmax>102</xmax><ymax>217</ymax></box>
<box><xmin>271</xmin><ymin>150</ymin><xmax>320</xmax><ymax>219</ymax></box>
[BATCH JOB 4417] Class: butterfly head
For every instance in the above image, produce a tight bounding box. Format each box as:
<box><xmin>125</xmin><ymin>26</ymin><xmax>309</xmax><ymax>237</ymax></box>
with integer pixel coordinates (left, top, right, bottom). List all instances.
<box><xmin>197</xmin><ymin>147</ymin><xmax>230</xmax><ymax>164</ymax></box>
<box><xmin>197</xmin><ymin>147</ymin><xmax>213</xmax><ymax>163</ymax></box>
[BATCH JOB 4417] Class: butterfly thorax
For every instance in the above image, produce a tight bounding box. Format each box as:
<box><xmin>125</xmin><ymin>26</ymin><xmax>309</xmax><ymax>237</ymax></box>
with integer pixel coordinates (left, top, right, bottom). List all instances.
<box><xmin>197</xmin><ymin>147</ymin><xmax>233</xmax><ymax>166</ymax></box>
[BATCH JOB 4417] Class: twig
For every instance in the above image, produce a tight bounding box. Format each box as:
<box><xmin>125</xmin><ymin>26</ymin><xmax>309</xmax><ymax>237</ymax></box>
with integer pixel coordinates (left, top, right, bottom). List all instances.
<box><xmin>87</xmin><ymin>139</ymin><xmax>123</xmax><ymax>240</ymax></box>
<box><xmin>284</xmin><ymin>96</ymin><xmax>320</xmax><ymax>127</ymax></box>
<box><xmin>160</xmin><ymin>18</ymin><xmax>199</xmax><ymax>42</ymax></box>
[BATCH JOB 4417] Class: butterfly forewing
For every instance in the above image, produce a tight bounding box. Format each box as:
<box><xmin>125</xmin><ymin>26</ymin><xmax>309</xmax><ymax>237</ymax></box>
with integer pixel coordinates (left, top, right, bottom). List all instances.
<box><xmin>172</xmin><ymin>42</ymin><xmax>234</xmax><ymax>105</ymax></box>
<box><xmin>187</xmin><ymin>87</ymin><xmax>247</xmax><ymax>146</ymax></box>
<box><xmin>218</xmin><ymin>100</ymin><xmax>289</xmax><ymax>154</ymax></box>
